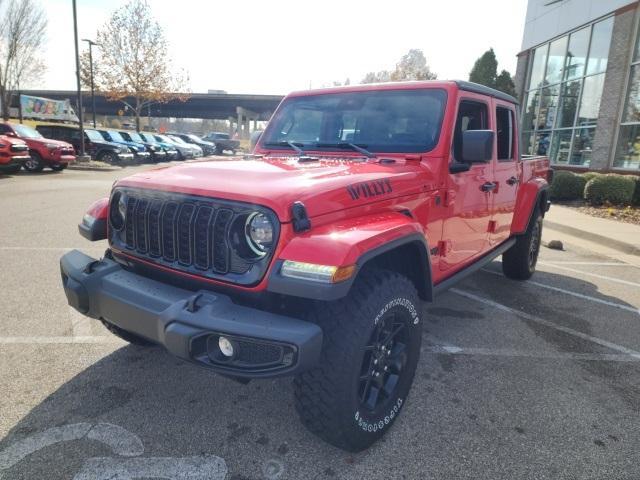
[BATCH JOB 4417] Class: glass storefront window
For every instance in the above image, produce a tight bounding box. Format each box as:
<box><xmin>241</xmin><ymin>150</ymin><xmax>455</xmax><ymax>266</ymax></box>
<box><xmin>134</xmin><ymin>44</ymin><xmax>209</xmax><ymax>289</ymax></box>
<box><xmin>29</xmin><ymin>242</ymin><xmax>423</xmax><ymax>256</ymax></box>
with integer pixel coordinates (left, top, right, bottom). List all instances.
<box><xmin>536</xmin><ymin>84</ymin><xmax>560</xmax><ymax>130</ymax></box>
<box><xmin>587</xmin><ymin>17</ymin><xmax>614</xmax><ymax>75</ymax></box>
<box><xmin>534</xmin><ymin>131</ymin><xmax>551</xmax><ymax>156</ymax></box>
<box><xmin>524</xmin><ymin>16</ymin><xmax>614</xmax><ymax>167</ymax></box>
<box><xmin>622</xmin><ymin>65</ymin><xmax>640</xmax><ymax>123</ymax></box>
<box><xmin>549</xmin><ymin>130</ymin><xmax>572</xmax><ymax>163</ymax></box>
<box><xmin>529</xmin><ymin>45</ymin><xmax>548</xmax><ymax>90</ymax></box>
<box><xmin>555</xmin><ymin>80</ymin><xmax>581</xmax><ymax>128</ymax></box>
<box><xmin>565</xmin><ymin>27</ymin><xmax>590</xmax><ymax>80</ymax></box>
<box><xmin>614</xmin><ymin>124</ymin><xmax>640</xmax><ymax>169</ymax></box>
<box><xmin>545</xmin><ymin>37</ymin><xmax>568</xmax><ymax>85</ymax></box>
<box><xmin>576</xmin><ymin>73</ymin><xmax>605</xmax><ymax>127</ymax></box>
<box><xmin>570</xmin><ymin>128</ymin><xmax>595</xmax><ymax>166</ymax></box>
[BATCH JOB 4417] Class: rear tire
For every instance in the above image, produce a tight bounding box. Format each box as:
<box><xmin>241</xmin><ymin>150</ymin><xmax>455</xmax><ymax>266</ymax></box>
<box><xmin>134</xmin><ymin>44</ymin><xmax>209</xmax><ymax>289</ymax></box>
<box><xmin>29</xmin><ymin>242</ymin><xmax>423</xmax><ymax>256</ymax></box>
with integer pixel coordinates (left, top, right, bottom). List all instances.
<box><xmin>502</xmin><ymin>208</ymin><xmax>542</xmax><ymax>280</ymax></box>
<box><xmin>24</xmin><ymin>151</ymin><xmax>44</xmax><ymax>172</ymax></box>
<box><xmin>51</xmin><ymin>163</ymin><xmax>66</xmax><ymax>172</ymax></box>
<box><xmin>101</xmin><ymin>319</ymin><xmax>156</xmax><ymax>346</ymax></box>
<box><xmin>294</xmin><ymin>268</ymin><xmax>422</xmax><ymax>452</ymax></box>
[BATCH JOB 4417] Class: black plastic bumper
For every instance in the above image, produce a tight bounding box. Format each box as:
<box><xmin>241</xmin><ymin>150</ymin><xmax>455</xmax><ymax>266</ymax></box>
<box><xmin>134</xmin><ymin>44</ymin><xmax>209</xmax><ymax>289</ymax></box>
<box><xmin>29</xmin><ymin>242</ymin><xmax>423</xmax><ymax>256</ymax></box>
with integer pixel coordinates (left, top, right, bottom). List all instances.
<box><xmin>60</xmin><ymin>250</ymin><xmax>323</xmax><ymax>378</ymax></box>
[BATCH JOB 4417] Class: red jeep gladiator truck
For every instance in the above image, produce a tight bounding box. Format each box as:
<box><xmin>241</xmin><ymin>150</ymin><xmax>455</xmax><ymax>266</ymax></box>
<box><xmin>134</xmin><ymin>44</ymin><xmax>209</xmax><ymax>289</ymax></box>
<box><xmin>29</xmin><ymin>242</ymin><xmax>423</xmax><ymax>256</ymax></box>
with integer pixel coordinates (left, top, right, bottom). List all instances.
<box><xmin>61</xmin><ymin>81</ymin><xmax>550</xmax><ymax>451</ymax></box>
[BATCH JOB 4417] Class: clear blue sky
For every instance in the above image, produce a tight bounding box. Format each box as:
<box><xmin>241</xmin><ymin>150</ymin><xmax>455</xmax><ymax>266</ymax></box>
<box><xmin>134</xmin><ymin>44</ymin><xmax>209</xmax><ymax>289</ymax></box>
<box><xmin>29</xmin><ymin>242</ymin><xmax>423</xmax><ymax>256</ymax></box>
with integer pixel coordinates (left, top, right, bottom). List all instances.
<box><xmin>39</xmin><ymin>0</ymin><xmax>528</xmax><ymax>94</ymax></box>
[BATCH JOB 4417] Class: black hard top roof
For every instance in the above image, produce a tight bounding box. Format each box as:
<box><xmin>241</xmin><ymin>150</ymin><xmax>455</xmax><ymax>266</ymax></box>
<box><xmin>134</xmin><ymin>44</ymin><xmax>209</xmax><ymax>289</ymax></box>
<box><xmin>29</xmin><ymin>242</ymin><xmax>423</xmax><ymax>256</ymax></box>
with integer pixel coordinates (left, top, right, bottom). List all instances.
<box><xmin>455</xmin><ymin>80</ymin><xmax>518</xmax><ymax>105</ymax></box>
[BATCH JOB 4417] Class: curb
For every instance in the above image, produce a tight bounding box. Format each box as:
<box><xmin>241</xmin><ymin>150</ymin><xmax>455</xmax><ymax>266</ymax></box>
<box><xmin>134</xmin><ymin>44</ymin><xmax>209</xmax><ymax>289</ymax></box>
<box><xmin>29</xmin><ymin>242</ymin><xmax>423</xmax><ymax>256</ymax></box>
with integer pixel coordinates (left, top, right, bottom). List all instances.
<box><xmin>544</xmin><ymin>220</ymin><xmax>640</xmax><ymax>256</ymax></box>
<box><xmin>67</xmin><ymin>166</ymin><xmax>122</xmax><ymax>172</ymax></box>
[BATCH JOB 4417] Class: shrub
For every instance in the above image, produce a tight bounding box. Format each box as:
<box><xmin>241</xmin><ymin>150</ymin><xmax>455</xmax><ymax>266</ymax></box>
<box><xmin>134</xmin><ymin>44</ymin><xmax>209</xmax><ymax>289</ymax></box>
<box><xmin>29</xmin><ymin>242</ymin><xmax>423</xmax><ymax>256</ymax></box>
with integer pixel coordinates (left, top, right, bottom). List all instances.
<box><xmin>581</xmin><ymin>172</ymin><xmax>601</xmax><ymax>184</ymax></box>
<box><xmin>584</xmin><ymin>174</ymin><xmax>636</xmax><ymax>206</ymax></box>
<box><xmin>549</xmin><ymin>171</ymin><xmax>587</xmax><ymax>200</ymax></box>
<box><xmin>631</xmin><ymin>176</ymin><xmax>640</xmax><ymax>206</ymax></box>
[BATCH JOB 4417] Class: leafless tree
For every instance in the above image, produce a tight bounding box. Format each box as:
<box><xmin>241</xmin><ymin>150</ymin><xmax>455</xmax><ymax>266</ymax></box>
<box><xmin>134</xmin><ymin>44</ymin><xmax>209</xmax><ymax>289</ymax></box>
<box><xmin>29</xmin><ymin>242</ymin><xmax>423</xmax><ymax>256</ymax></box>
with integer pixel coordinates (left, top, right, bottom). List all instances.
<box><xmin>361</xmin><ymin>49</ymin><xmax>436</xmax><ymax>84</ymax></box>
<box><xmin>82</xmin><ymin>0</ymin><xmax>189</xmax><ymax>131</ymax></box>
<box><xmin>0</xmin><ymin>0</ymin><xmax>47</xmax><ymax>120</ymax></box>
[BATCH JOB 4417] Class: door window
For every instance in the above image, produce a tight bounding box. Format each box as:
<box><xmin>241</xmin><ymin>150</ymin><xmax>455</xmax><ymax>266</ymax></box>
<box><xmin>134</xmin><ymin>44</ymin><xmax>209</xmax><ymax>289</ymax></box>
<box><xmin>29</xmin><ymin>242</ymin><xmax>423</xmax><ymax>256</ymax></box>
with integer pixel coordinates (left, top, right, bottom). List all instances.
<box><xmin>496</xmin><ymin>107</ymin><xmax>515</xmax><ymax>161</ymax></box>
<box><xmin>452</xmin><ymin>100</ymin><xmax>488</xmax><ymax>162</ymax></box>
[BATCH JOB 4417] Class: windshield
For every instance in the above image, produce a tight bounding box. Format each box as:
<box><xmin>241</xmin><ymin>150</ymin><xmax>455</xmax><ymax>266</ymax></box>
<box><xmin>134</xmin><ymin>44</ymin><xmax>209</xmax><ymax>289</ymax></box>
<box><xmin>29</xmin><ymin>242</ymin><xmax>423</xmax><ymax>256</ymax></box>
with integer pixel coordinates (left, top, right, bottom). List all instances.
<box><xmin>155</xmin><ymin>135</ymin><xmax>170</xmax><ymax>143</ymax></box>
<box><xmin>186</xmin><ymin>134</ymin><xmax>202</xmax><ymax>142</ymax></box>
<box><xmin>14</xmin><ymin>124</ymin><xmax>43</xmax><ymax>139</ymax></box>
<box><xmin>107</xmin><ymin>130</ymin><xmax>125</xmax><ymax>142</ymax></box>
<box><xmin>262</xmin><ymin>89</ymin><xmax>447</xmax><ymax>154</ymax></box>
<box><xmin>212</xmin><ymin>133</ymin><xmax>229</xmax><ymax>139</ymax></box>
<box><xmin>85</xmin><ymin>129</ymin><xmax>103</xmax><ymax>142</ymax></box>
<box><xmin>126</xmin><ymin>131</ymin><xmax>143</xmax><ymax>142</ymax></box>
<box><xmin>140</xmin><ymin>133</ymin><xmax>156</xmax><ymax>143</ymax></box>
<box><xmin>169</xmin><ymin>135</ymin><xmax>187</xmax><ymax>145</ymax></box>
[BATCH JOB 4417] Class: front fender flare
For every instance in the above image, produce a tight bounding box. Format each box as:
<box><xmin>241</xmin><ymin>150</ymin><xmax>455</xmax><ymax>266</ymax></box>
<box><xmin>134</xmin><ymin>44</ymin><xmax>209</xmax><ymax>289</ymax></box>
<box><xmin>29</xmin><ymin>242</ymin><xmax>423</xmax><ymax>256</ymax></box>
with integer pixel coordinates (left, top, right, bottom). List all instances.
<box><xmin>267</xmin><ymin>212</ymin><xmax>432</xmax><ymax>301</ymax></box>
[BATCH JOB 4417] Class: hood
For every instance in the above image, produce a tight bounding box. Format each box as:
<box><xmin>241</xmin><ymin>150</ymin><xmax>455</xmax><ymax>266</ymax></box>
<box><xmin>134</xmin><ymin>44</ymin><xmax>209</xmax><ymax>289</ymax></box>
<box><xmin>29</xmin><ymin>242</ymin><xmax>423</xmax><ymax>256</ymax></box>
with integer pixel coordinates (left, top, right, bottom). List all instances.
<box><xmin>117</xmin><ymin>155</ymin><xmax>436</xmax><ymax>221</ymax></box>
<box><xmin>26</xmin><ymin>137</ymin><xmax>72</xmax><ymax>149</ymax></box>
<box><xmin>1</xmin><ymin>135</ymin><xmax>27</xmax><ymax>146</ymax></box>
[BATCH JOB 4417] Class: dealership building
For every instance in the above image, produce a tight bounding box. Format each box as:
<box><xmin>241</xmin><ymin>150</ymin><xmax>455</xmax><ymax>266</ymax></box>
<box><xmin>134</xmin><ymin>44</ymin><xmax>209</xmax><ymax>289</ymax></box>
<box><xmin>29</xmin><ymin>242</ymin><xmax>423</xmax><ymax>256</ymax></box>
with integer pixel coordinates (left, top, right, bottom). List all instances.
<box><xmin>515</xmin><ymin>0</ymin><xmax>640</xmax><ymax>172</ymax></box>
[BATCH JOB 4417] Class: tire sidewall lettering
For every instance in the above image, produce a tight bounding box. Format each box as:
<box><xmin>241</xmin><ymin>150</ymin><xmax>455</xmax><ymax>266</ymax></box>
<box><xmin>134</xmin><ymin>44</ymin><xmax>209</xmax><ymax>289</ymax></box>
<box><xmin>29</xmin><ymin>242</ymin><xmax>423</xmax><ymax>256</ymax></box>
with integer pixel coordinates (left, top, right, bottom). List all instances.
<box><xmin>355</xmin><ymin>398</ymin><xmax>404</xmax><ymax>434</ymax></box>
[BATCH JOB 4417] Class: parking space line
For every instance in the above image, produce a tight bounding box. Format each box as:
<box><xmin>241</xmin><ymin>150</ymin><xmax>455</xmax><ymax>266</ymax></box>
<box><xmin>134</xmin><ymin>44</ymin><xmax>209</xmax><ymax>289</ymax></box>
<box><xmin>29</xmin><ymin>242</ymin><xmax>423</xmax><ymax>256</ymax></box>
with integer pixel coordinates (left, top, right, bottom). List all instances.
<box><xmin>538</xmin><ymin>262</ymin><xmax>640</xmax><ymax>288</ymax></box>
<box><xmin>451</xmin><ymin>288</ymin><xmax>640</xmax><ymax>359</ymax></box>
<box><xmin>481</xmin><ymin>269</ymin><xmax>640</xmax><ymax>315</ymax></box>
<box><xmin>423</xmin><ymin>346</ymin><xmax>640</xmax><ymax>362</ymax></box>
<box><xmin>0</xmin><ymin>336</ymin><xmax>119</xmax><ymax>344</ymax></box>
<box><xmin>543</xmin><ymin>261</ymin><xmax>636</xmax><ymax>267</ymax></box>
<box><xmin>69</xmin><ymin>306</ymin><xmax>95</xmax><ymax>337</ymax></box>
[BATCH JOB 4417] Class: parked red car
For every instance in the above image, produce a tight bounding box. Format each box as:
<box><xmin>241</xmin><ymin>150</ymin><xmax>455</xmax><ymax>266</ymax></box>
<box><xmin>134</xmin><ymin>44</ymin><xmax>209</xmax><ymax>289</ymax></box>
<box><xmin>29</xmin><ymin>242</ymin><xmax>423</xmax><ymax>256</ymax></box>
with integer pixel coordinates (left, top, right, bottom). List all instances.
<box><xmin>0</xmin><ymin>122</ymin><xmax>75</xmax><ymax>172</ymax></box>
<box><xmin>62</xmin><ymin>81</ymin><xmax>551</xmax><ymax>451</ymax></box>
<box><xmin>0</xmin><ymin>134</ymin><xmax>30</xmax><ymax>174</ymax></box>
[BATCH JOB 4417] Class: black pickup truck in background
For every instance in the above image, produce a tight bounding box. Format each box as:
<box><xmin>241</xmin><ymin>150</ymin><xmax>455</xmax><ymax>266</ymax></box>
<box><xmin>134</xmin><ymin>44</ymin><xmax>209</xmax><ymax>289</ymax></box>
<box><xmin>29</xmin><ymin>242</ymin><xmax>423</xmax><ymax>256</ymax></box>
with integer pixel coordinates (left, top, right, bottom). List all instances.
<box><xmin>202</xmin><ymin>132</ymin><xmax>240</xmax><ymax>154</ymax></box>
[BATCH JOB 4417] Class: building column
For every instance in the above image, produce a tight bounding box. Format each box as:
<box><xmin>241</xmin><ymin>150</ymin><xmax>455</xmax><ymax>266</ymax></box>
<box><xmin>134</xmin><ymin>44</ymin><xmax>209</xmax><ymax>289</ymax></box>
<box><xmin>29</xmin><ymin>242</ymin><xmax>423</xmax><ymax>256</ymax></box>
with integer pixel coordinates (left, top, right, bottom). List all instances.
<box><xmin>514</xmin><ymin>51</ymin><xmax>530</xmax><ymax>104</ymax></box>
<box><xmin>591</xmin><ymin>5</ymin><xmax>638</xmax><ymax>171</ymax></box>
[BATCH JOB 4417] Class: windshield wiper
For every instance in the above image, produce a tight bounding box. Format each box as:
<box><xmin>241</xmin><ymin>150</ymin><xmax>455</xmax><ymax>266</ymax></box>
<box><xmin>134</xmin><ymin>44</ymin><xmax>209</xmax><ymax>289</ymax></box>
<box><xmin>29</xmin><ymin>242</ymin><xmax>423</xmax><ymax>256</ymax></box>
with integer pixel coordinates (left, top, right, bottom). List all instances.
<box><xmin>314</xmin><ymin>142</ymin><xmax>375</xmax><ymax>158</ymax></box>
<box><xmin>263</xmin><ymin>141</ymin><xmax>306</xmax><ymax>154</ymax></box>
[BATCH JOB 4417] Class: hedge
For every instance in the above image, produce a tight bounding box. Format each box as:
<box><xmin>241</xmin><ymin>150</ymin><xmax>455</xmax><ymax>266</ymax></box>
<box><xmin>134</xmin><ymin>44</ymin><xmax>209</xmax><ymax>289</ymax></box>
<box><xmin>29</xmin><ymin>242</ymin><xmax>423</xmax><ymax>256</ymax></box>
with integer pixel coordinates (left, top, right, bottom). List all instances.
<box><xmin>584</xmin><ymin>174</ymin><xmax>636</xmax><ymax>206</ymax></box>
<box><xmin>632</xmin><ymin>176</ymin><xmax>640</xmax><ymax>206</ymax></box>
<box><xmin>581</xmin><ymin>172</ymin><xmax>601</xmax><ymax>184</ymax></box>
<box><xmin>549</xmin><ymin>171</ymin><xmax>587</xmax><ymax>200</ymax></box>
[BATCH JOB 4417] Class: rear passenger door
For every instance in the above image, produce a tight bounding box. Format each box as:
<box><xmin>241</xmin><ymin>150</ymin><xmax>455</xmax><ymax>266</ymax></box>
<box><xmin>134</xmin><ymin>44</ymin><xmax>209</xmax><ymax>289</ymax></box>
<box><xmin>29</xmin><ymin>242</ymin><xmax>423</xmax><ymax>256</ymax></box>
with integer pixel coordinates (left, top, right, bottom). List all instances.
<box><xmin>490</xmin><ymin>102</ymin><xmax>519</xmax><ymax>246</ymax></box>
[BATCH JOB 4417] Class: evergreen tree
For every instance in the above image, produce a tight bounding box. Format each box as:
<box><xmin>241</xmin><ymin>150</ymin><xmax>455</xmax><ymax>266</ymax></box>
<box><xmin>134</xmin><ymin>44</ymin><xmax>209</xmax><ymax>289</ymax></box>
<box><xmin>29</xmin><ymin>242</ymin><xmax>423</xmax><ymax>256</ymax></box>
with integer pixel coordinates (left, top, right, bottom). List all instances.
<box><xmin>496</xmin><ymin>70</ymin><xmax>517</xmax><ymax>97</ymax></box>
<box><xmin>469</xmin><ymin>48</ymin><xmax>498</xmax><ymax>88</ymax></box>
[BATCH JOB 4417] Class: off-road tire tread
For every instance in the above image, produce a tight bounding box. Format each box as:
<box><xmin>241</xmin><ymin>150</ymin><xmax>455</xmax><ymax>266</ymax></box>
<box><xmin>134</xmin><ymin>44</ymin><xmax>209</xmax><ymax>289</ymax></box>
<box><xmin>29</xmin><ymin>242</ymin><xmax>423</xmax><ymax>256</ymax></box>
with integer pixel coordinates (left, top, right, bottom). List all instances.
<box><xmin>293</xmin><ymin>268</ymin><xmax>419</xmax><ymax>451</ymax></box>
<box><xmin>502</xmin><ymin>208</ymin><xmax>542</xmax><ymax>280</ymax></box>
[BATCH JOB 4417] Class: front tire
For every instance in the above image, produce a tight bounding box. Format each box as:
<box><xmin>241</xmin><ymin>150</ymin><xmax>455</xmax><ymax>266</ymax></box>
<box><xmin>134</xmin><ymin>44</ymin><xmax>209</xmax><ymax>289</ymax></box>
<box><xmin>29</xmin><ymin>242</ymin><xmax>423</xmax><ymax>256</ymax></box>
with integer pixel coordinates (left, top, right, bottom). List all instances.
<box><xmin>294</xmin><ymin>268</ymin><xmax>422</xmax><ymax>452</ymax></box>
<box><xmin>51</xmin><ymin>163</ymin><xmax>66</xmax><ymax>172</ymax></box>
<box><xmin>24</xmin><ymin>152</ymin><xmax>44</xmax><ymax>172</ymax></box>
<box><xmin>502</xmin><ymin>208</ymin><xmax>542</xmax><ymax>280</ymax></box>
<box><xmin>98</xmin><ymin>151</ymin><xmax>117</xmax><ymax>164</ymax></box>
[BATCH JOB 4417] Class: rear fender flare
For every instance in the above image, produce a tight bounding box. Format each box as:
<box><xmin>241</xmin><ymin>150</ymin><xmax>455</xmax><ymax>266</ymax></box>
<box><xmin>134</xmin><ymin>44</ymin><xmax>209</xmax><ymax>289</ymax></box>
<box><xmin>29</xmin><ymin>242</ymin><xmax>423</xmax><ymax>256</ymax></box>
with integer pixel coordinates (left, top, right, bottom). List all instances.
<box><xmin>511</xmin><ymin>180</ymin><xmax>549</xmax><ymax>235</ymax></box>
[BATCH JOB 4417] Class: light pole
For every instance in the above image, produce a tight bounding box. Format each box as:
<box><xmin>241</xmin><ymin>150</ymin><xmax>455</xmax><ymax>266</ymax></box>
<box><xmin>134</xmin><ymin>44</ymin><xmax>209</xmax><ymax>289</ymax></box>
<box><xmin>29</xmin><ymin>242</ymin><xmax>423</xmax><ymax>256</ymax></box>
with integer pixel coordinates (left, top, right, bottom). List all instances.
<box><xmin>82</xmin><ymin>38</ymin><xmax>98</xmax><ymax>127</ymax></box>
<box><xmin>72</xmin><ymin>0</ymin><xmax>86</xmax><ymax>158</ymax></box>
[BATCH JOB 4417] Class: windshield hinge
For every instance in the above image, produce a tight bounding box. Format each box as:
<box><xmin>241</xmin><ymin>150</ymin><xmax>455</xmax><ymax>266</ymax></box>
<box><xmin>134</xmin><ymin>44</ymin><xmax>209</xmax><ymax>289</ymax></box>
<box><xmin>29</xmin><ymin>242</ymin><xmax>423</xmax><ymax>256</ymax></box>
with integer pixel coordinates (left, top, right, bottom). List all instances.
<box><xmin>291</xmin><ymin>201</ymin><xmax>311</xmax><ymax>233</ymax></box>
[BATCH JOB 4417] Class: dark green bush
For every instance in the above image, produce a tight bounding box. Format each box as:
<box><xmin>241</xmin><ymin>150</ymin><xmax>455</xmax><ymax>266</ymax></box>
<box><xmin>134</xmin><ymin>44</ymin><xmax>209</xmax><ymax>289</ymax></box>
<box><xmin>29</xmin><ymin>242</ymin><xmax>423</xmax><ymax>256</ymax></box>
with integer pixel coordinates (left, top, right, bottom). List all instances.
<box><xmin>549</xmin><ymin>171</ymin><xmax>586</xmax><ymax>200</ymax></box>
<box><xmin>584</xmin><ymin>174</ymin><xmax>636</xmax><ymax>205</ymax></box>
<box><xmin>631</xmin><ymin>176</ymin><xmax>640</xmax><ymax>206</ymax></box>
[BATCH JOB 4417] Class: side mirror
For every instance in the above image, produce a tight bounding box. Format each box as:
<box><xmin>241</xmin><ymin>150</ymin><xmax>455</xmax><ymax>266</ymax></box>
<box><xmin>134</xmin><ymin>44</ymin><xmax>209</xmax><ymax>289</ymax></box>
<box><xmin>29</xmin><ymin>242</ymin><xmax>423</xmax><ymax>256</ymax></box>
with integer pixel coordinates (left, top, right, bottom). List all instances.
<box><xmin>249</xmin><ymin>130</ymin><xmax>263</xmax><ymax>152</ymax></box>
<box><xmin>5</xmin><ymin>132</ymin><xmax>16</xmax><ymax>137</ymax></box>
<box><xmin>462</xmin><ymin>130</ymin><xmax>494</xmax><ymax>163</ymax></box>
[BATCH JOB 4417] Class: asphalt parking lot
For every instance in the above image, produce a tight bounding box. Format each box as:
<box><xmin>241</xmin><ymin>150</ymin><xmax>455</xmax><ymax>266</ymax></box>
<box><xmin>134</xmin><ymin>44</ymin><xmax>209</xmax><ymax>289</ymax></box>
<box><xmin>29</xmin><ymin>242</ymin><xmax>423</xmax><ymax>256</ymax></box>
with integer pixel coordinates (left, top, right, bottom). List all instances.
<box><xmin>1</xmin><ymin>165</ymin><xmax>639</xmax><ymax>480</ymax></box>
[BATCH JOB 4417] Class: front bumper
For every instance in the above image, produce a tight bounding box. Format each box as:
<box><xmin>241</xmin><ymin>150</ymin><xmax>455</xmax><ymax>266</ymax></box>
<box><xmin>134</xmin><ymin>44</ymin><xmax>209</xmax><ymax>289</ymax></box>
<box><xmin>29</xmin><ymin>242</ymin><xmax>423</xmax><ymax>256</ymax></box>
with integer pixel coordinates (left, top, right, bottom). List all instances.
<box><xmin>60</xmin><ymin>250</ymin><xmax>323</xmax><ymax>378</ymax></box>
<box><xmin>151</xmin><ymin>150</ymin><xmax>167</xmax><ymax>161</ymax></box>
<box><xmin>134</xmin><ymin>151</ymin><xmax>151</xmax><ymax>162</ymax></box>
<box><xmin>0</xmin><ymin>155</ymin><xmax>28</xmax><ymax>170</ymax></box>
<box><xmin>116</xmin><ymin>152</ymin><xmax>135</xmax><ymax>163</ymax></box>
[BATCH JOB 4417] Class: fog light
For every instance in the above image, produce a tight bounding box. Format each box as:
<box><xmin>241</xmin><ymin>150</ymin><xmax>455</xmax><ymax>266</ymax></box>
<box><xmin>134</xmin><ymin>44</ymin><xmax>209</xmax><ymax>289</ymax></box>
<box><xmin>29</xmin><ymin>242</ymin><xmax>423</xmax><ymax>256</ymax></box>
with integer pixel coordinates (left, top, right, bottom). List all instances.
<box><xmin>218</xmin><ymin>336</ymin><xmax>235</xmax><ymax>357</ymax></box>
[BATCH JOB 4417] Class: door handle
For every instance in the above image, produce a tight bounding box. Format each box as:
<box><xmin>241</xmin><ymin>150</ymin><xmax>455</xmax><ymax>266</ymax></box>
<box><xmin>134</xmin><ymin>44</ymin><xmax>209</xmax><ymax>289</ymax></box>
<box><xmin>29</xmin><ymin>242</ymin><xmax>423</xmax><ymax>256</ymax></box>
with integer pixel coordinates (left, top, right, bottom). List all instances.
<box><xmin>506</xmin><ymin>176</ymin><xmax>519</xmax><ymax>186</ymax></box>
<box><xmin>480</xmin><ymin>182</ymin><xmax>497</xmax><ymax>193</ymax></box>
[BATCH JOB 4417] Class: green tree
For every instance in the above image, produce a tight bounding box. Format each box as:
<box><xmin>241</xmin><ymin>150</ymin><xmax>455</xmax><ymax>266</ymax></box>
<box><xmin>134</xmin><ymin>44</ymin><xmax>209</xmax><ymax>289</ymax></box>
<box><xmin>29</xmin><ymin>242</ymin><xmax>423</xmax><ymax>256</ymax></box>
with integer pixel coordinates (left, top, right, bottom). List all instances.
<box><xmin>469</xmin><ymin>49</ymin><xmax>517</xmax><ymax>97</ymax></box>
<box><xmin>469</xmin><ymin>48</ymin><xmax>498</xmax><ymax>88</ymax></box>
<box><xmin>496</xmin><ymin>70</ymin><xmax>516</xmax><ymax>97</ymax></box>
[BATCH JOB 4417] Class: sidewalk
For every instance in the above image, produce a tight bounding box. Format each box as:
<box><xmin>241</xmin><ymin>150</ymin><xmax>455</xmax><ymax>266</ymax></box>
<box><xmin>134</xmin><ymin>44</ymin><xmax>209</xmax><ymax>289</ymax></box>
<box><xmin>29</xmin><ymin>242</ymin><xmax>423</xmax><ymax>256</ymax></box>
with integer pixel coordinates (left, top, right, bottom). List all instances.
<box><xmin>544</xmin><ymin>205</ymin><xmax>640</xmax><ymax>256</ymax></box>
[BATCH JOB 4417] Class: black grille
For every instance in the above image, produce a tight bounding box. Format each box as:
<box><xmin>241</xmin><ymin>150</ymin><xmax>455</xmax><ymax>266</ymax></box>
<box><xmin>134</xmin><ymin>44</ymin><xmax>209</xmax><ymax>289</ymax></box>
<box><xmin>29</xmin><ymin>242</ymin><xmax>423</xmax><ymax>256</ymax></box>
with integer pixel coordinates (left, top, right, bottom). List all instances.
<box><xmin>10</xmin><ymin>144</ymin><xmax>28</xmax><ymax>152</ymax></box>
<box><xmin>110</xmin><ymin>189</ymin><xmax>278</xmax><ymax>285</ymax></box>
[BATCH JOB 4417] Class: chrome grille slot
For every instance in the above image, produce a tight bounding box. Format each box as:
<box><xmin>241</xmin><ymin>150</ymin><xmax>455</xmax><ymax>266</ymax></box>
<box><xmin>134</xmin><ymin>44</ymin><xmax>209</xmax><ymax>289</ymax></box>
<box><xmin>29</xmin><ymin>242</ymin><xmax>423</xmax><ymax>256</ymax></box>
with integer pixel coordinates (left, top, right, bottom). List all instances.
<box><xmin>161</xmin><ymin>202</ymin><xmax>179</xmax><ymax>261</ymax></box>
<box><xmin>125</xmin><ymin>197</ymin><xmax>137</xmax><ymax>248</ymax></box>
<box><xmin>134</xmin><ymin>198</ymin><xmax>149</xmax><ymax>253</ymax></box>
<box><xmin>177</xmin><ymin>203</ymin><xmax>196</xmax><ymax>265</ymax></box>
<box><xmin>147</xmin><ymin>200</ymin><xmax>163</xmax><ymax>257</ymax></box>
<box><xmin>213</xmin><ymin>209</ymin><xmax>233</xmax><ymax>273</ymax></box>
<box><xmin>193</xmin><ymin>206</ymin><xmax>214</xmax><ymax>269</ymax></box>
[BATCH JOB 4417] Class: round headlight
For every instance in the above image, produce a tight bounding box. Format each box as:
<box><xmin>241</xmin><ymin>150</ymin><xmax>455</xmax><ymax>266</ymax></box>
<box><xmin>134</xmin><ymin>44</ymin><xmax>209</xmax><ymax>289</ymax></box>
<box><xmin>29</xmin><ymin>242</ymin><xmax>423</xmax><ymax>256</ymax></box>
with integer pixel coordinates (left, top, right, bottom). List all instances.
<box><xmin>245</xmin><ymin>212</ymin><xmax>274</xmax><ymax>256</ymax></box>
<box><xmin>109</xmin><ymin>191</ymin><xmax>126</xmax><ymax>230</ymax></box>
